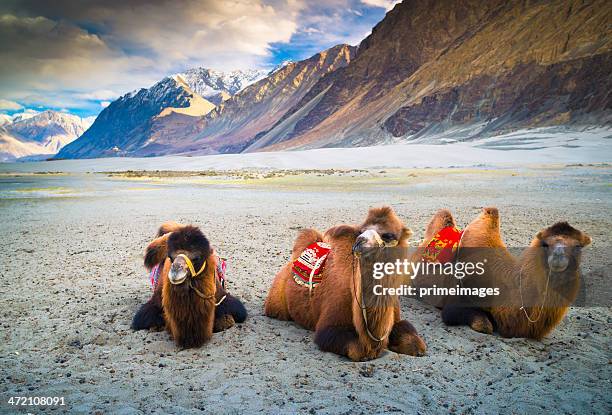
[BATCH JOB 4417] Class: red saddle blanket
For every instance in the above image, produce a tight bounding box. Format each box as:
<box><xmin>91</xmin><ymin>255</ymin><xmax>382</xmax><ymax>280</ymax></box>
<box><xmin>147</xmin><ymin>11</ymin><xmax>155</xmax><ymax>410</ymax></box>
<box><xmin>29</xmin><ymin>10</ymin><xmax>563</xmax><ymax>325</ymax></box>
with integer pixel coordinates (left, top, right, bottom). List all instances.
<box><xmin>422</xmin><ymin>226</ymin><xmax>464</xmax><ymax>264</ymax></box>
<box><xmin>292</xmin><ymin>242</ymin><xmax>331</xmax><ymax>288</ymax></box>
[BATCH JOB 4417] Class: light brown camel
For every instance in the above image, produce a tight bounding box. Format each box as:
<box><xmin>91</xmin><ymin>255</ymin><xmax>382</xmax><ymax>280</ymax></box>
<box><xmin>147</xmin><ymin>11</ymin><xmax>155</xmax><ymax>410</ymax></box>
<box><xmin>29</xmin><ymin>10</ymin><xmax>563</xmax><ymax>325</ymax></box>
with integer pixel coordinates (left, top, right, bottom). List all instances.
<box><xmin>264</xmin><ymin>206</ymin><xmax>427</xmax><ymax>361</ymax></box>
<box><xmin>415</xmin><ymin>207</ymin><xmax>591</xmax><ymax>339</ymax></box>
<box><xmin>132</xmin><ymin>222</ymin><xmax>247</xmax><ymax>348</ymax></box>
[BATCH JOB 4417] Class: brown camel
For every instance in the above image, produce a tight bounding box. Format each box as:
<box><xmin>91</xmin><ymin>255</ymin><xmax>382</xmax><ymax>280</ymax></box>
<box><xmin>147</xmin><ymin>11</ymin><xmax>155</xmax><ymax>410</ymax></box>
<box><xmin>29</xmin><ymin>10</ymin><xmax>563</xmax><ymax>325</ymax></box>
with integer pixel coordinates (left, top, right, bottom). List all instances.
<box><xmin>132</xmin><ymin>222</ymin><xmax>247</xmax><ymax>348</ymax></box>
<box><xmin>264</xmin><ymin>206</ymin><xmax>427</xmax><ymax>361</ymax></box>
<box><xmin>415</xmin><ymin>207</ymin><xmax>591</xmax><ymax>339</ymax></box>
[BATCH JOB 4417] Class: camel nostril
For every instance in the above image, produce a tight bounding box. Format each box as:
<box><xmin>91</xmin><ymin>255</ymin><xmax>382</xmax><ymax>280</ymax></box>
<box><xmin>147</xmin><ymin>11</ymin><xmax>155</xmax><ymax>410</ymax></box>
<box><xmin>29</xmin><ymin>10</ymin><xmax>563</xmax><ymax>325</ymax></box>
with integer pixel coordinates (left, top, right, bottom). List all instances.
<box><xmin>352</xmin><ymin>237</ymin><xmax>367</xmax><ymax>253</ymax></box>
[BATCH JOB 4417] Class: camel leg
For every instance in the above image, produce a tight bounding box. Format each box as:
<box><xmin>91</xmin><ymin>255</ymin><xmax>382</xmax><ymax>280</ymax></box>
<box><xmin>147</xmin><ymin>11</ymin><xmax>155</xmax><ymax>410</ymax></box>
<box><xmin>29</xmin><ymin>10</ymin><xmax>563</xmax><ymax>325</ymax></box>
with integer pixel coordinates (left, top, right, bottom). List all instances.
<box><xmin>213</xmin><ymin>314</ymin><xmax>235</xmax><ymax>333</ymax></box>
<box><xmin>388</xmin><ymin>320</ymin><xmax>427</xmax><ymax>356</ymax></box>
<box><xmin>263</xmin><ymin>269</ymin><xmax>291</xmax><ymax>321</ymax></box>
<box><xmin>314</xmin><ymin>326</ymin><xmax>373</xmax><ymax>361</ymax></box>
<box><xmin>213</xmin><ymin>294</ymin><xmax>247</xmax><ymax>332</ymax></box>
<box><xmin>441</xmin><ymin>305</ymin><xmax>494</xmax><ymax>334</ymax></box>
<box><xmin>132</xmin><ymin>297</ymin><xmax>164</xmax><ymax>330</ymax></box>
<box><xmin>223</xmin><ymin>294</ymin><xmax>247</xmax><ymax>323</ymax></box>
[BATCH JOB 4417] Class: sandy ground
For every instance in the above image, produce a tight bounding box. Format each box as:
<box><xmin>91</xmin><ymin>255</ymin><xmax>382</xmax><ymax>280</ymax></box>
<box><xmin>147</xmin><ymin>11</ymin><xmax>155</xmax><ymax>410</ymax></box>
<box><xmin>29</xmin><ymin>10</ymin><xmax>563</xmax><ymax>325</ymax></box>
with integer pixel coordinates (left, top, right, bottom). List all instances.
<box><xmin>0</xmin><ymin>165</ymin><xmax>610</xmax><ymax>414</ymax></box>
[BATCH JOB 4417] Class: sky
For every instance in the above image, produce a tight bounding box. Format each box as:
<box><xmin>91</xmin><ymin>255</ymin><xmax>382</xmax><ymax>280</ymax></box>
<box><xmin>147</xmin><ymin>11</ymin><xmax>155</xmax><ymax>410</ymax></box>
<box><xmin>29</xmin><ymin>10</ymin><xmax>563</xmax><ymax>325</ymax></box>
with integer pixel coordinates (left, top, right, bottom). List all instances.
<box><xmin>0</xmin><ymin>0</ymin><xmax>398</xmax><ymax>119</ymax></box>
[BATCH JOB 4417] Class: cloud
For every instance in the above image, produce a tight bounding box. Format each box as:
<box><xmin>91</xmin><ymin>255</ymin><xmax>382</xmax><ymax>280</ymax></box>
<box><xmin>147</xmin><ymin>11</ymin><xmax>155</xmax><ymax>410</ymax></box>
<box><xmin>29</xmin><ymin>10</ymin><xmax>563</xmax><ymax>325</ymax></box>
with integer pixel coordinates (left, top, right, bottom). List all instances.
<box><xmin>0</xmin><ymin>0</ymin><xmax>390</xmax><ymax>116</ymax></box>
<box><xmin>0</xmin><ymin>99</ymin><xmax>23</xmax><ymax>110</ymax></box>
<box><xmin>100</xmin><ymin>101</ymin><xmax>110</xmax><ymax>108</ymax></box>
<box><xmin>360</xmin><ymin>0</ymin><xmax>400</xmax><ymax>10</ymax></box>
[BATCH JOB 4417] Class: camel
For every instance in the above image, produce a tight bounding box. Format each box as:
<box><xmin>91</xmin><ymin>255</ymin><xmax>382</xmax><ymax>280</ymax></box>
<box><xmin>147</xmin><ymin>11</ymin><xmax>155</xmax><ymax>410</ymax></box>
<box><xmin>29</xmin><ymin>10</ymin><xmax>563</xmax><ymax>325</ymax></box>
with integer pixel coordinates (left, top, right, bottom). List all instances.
<box><xmin>132</xmin><ymin>222</ymin><xmax>247</xmax><ymax>348</ymax></box>
<box><xmin>415</xmin><ymin>207</ymin><xmax>591</xmax><ymax>339</ymax></box>
<box><xmin>264</xmin><ymin>206</ymin><xmax>427</xmax><ymax>361</ymax></box>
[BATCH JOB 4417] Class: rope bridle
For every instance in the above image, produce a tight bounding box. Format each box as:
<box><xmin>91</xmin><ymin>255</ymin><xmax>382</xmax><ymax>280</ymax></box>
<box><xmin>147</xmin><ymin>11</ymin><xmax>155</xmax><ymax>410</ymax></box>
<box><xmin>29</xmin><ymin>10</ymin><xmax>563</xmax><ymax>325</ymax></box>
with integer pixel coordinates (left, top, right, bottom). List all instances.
<box><xmin>351</xmin><ymin>252</ymin><xmax>392</xmax><ymax>343</ymax></box>
<box><xmin>174</xmin><ymin>253</ymin><xmax>227</xmax><ymax>306</ymax></box>
<box><xmin>518</xmin><ymin>261</ymin><xmax>551</xmax><ymax>323</ymax></box>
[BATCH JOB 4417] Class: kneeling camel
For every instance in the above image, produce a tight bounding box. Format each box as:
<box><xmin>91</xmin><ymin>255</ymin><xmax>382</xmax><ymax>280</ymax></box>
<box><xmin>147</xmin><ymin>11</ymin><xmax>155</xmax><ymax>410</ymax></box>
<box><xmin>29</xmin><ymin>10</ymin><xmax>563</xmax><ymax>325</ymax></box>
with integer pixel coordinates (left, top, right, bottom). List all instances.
<box><xmin>265</xmin><ymin>206</ymin><xmax>426</xmax><ymax>361</ymax></box>
<box><xmin>416</xmin><ymin>207</ymin><xmax>591</xmax><ymax>339</ymax></box>
<box><xmin>132</xmin><ymin>222</ymin><xmax>247</xmax><ymax>348</ymax></box>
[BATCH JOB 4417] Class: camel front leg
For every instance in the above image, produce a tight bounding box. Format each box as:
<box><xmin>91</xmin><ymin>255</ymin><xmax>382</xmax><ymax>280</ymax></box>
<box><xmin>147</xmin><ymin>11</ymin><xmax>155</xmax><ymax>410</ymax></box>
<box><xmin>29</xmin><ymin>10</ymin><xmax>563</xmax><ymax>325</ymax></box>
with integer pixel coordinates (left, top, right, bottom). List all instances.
<box><xmin>441</xmin><ymin>305</ymin><xmax>494</xmax><ymax>334</ymax></box>
<box><xmin>264</xmin><ymin>267</ymin><xmax>292</xmax><ymax>321</ymax></box>
<box><xmin>388</xmin><ymin>320</ymin><xmax>427</xmax><ymax>356</ymax></box>
<box><xmin>314</xmin><ymin>326</ymin><xmax>378</xmax><ymax>361</ymax></box>
<box><xmin>213</xmin><ymin>314</ymin><xmax>235</xmax><ymax>333</ymax></box>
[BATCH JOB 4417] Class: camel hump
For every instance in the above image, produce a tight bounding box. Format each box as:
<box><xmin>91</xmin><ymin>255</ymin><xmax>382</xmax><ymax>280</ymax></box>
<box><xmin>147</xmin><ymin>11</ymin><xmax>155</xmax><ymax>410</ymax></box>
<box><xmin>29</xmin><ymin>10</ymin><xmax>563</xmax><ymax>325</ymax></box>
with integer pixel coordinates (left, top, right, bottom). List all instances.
<box><xmin>292</xmin><ymin>229</ymin><xmax>324</xmax><ymax>259</ymax></box>
<box><xmin>435</xmin><ymin>209</ymin><xmax>456</xmax><ymax>228</ymax></box>
<box><xmin>482</xmin><ymin>207</ymin><xmax>499</xmax><ymax>218</ymax></box>
<box><xmin>157</xmin><ymin>221</ymin><xmax>184</xmax><ymax>237</ymax></box>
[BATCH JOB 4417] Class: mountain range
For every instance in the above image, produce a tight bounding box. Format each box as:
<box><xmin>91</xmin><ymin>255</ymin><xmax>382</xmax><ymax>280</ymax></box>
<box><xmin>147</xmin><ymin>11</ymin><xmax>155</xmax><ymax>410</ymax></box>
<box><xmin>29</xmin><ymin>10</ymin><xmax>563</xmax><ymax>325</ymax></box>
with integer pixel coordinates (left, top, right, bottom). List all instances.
<box><xmin>0</xmin><ymin>111</ymin><xmax>92</xmax><ymax>161</ymax></box>
<box><xmin>27</xmin><ymin>0</ymin><xmax>612</xmax><ymax>159</ymax></box>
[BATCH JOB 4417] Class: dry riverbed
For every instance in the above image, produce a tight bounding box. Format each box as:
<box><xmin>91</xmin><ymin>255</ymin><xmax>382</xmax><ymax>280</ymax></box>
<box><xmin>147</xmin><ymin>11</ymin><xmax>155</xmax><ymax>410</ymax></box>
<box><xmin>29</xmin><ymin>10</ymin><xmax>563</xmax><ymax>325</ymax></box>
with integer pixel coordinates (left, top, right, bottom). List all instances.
<box><xmin>0</xmin><ymin>165</ymin><xmax>610</xmax><ymax>414</ymax></box>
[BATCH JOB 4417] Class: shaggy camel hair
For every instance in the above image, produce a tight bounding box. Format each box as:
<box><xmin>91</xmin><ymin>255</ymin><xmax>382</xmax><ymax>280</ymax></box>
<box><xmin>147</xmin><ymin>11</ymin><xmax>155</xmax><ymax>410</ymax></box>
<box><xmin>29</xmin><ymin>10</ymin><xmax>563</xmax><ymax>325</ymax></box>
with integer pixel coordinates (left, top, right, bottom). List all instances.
<box><xmin>416</xmin><ymin>207</ymin><xmax>591</xmax><ymax>339</ymax></box>
<box><xmin>132</xmin><ymin>222</ymin><xmax>247</xmax><ymax>348</ymax></box>
<box><xmin>264</xmin><ymin>206</ymin><xmax>427</xmax><ymax>361</ymax></box>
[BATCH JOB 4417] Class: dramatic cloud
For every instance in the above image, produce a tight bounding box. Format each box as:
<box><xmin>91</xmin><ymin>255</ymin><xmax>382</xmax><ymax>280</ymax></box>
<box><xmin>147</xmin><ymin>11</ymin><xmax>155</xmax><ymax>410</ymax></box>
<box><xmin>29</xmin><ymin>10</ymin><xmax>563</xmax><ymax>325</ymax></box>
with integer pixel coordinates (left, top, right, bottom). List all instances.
<box><xmin>0</xmin><ymin>99</ymin><xmax>23</xmax><ymax>110</ymax></box>
<box><xmin>0</xmin><ymin>0</ymin><xmax>388</xmax><ymax>116</ymax></box>
<box><xmin>360</xmin><ymin>0</ymin><xmax>400</xmax><ymax>10</ymax></box>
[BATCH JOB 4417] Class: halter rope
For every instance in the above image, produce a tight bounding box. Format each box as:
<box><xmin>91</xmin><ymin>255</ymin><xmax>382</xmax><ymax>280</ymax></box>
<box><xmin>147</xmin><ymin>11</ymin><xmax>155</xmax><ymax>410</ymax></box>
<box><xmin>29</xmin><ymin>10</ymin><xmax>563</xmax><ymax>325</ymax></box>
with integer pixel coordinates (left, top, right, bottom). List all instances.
<box><xmin>351</xmin><ymin>254</ymin><xmax>391</xmax><ymax>343</ymax></box>
<box><xmin>175</xmin><ymin>253</ymin><xmax>227</xmax><ymax>306</ymax></box>
<box><xmin>518</xmin><ymin>261</ymin><xmax>551</xmax><ymax>323</ymax></box>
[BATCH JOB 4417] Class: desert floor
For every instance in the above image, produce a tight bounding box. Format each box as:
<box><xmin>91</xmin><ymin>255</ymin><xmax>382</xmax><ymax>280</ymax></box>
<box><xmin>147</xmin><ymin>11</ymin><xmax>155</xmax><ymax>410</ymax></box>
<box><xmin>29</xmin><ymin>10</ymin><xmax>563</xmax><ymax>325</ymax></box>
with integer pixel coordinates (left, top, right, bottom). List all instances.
<box><xmin>0</xmin><ymin>165</ymin><xmax>610</xmax><ymax>414</ymax></box>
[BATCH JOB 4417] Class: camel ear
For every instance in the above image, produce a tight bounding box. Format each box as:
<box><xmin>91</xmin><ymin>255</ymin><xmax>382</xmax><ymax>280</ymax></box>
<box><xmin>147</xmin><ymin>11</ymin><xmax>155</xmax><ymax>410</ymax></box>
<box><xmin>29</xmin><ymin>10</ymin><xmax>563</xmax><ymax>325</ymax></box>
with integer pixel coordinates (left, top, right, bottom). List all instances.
<box><xmin>400</xmin><ymin>227</ymin><xmax>413</xmax><ymax>243</ymax></box>
<box><xmin>579</xmin><ymin>232</ymin><xmax>592</xmax><ymax>247</ymax></box>
<box><xmin>144</xmin><ymin>233</ymin><xmax>170</xmax><ymax>270</ymax></box>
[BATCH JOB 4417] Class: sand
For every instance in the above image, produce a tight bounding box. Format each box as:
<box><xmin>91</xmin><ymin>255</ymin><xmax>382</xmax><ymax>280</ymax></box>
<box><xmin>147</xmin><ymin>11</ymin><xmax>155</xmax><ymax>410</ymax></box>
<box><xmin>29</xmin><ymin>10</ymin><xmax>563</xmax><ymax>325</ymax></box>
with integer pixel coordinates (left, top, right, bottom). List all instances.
<box><xmin>0</xmin><ymin>165</ymin><xmax>610</xmax><ymax>414</ymax></box>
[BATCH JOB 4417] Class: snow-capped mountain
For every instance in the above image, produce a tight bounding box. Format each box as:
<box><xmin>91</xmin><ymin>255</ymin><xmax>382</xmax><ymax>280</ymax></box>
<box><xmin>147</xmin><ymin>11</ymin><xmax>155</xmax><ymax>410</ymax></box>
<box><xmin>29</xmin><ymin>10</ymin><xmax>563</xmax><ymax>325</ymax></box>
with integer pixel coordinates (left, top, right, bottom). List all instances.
<box><xmin>57</xmin><ymin>67</ymin><xmax>268</xmax><ymax>158</ymax></box>
<box><xmin>178</xmin><ymin>68</ymin><xmax>267</xmax><ymax>105</ymax></box>
<box><xmin>0</xmin><ymin>110</ymin><xmax>91</xmax><ymax>161</ymax></box>
<box><xmin>56</xmin><ymin>75</ymin><xmax>219</xmax><ymax>159</ymax></box>
<box><xmin>0</xmin><ymin>113</ymin><xmax>12</xmax><ymax>126</ymax></box>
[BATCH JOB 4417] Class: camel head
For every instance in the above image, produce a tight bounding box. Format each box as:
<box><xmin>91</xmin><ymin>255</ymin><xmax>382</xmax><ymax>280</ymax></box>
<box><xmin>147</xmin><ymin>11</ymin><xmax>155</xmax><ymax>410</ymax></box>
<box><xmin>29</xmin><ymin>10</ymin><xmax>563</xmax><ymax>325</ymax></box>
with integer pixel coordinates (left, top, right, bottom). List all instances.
<box><xmin>534</xmin><ymin>222</ymin><xmax>591</xmax><ymax>273</ymax></box>
<box><xmin>352</xmin><ymin>206</ymin><xmax>412</xmax><ymax>254</ymax></box>
<box><xmin>166</xmin><ymin>226</ymin><xmax>212</xmax><ymax>287</ymax></box>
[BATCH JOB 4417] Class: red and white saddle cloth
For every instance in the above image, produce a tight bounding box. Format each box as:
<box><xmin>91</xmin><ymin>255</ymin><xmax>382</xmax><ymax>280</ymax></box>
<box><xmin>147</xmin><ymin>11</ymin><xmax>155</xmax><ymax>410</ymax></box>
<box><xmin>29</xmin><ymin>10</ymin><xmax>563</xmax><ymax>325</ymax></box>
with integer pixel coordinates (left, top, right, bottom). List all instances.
<box><xmin>149</xmin><ymin>252</ymin><xmax>227</xmax><ymax>290</ymax></box>
<box><xmin>422</xmin><ymin>226</ymin><xmax>464</xmax><ymax>264</ymax></box>
<box><xmin>292</xmin><ymin>242</ymin><xmax>331</xmax><ymax>289</ymax></box>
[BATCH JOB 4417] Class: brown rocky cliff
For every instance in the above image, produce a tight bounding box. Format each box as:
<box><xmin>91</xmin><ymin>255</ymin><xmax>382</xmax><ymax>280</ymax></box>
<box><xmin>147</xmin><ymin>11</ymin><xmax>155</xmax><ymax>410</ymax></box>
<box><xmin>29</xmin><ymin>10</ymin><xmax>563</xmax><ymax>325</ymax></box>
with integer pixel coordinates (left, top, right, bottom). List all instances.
<box><xmin>256</xmin><ymin>0</ymin><xmax>611</xmax><ymax>151</ymax></box>
<box><xmin>183</xmin><ymin>44</ymin><xmax>355</xmax><ymax>154</ymax></box>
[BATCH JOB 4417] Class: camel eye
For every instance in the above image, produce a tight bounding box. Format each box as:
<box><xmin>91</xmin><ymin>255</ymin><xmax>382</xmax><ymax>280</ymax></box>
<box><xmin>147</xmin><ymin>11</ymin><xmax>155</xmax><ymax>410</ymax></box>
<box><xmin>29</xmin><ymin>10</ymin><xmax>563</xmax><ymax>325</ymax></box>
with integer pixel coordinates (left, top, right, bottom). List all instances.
<box><xmin>381</xmin><ymin>233</ymin><xmax>397</xmax><ymax>241</ymax></box>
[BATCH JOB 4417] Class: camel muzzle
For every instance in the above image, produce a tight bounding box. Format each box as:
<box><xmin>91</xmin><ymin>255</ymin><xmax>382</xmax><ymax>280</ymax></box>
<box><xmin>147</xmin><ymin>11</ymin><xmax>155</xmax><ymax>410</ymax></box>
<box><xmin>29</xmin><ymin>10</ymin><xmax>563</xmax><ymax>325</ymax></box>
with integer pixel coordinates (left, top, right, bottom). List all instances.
<box><xmin>353</xmin><ymin>229</ymin><xmax>385</xmax><ymax>254</ymax></box>
<box><xmin>548</xmin><ymin>244</ymin><xmax>570</xmax><ymax>273</ymax></box>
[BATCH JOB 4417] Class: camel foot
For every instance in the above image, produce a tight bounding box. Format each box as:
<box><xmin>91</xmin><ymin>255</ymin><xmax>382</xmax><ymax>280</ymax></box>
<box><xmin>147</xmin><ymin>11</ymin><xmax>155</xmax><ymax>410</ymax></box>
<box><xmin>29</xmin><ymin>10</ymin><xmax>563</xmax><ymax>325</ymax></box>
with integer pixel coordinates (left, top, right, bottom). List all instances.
<box><xmin>132</xmin><ymin>301</ymin><xmax>164</xmax><ymax>330</ymax></box>
<box><xmin>315</xmin><ymin>326</ymin><xmax>376</xmax><ymax>361</ymax></box>
<box><xmin>442</xmin><ymin>305</ymin><xmax>494</xmax><ymax>335</ymax></box>
<box><xmin>469</xmin><ymin>315</ymin><xmax>494</xmax><ymax>334</ymax></box>
<box><xmin>213</xmin><ymin>314</ymin><xmax>235</xmax><ymax>333</ymax></box>
<box><xmin>346</xmin><ymin>341</ymin><xmax>380</xmax><ymax>362</ymax></box>
<box><xmin>388</xmin><ymin>320</ymin><xmax>427</xmax><ymax>357</ymax></box>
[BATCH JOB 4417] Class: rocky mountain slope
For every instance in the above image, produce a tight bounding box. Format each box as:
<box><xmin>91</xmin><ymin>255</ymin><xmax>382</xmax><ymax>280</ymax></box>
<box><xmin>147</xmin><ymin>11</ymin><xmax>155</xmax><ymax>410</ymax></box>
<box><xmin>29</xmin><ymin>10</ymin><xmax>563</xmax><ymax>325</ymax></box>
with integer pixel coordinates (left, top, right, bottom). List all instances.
<box><xmin>166</xmin><ymin>44</ymin><xmax>355</xmax><ymax>155</ymax></box>
<box><xmin>56</xmin><ymin>76</ymin><xmax>215</xmax><ymax>158</ymax></box>
<box><xmin>56</xmin><ymin>0</ymin><xmax>611</xmax><ymax>159</ymax></box>
<box><xmin>253</xmin><ymin>0</ymin><xmax>611</xmax><ymax>151</ymax></box>
<box><xmin>0</xmin><ymin>111</ymin><xmax>90</xmax><ymax>161</ymax></box>
<box><xmin>56</xmin><ymin>67</ymin><xmax>268</xmax><ymax>159</ymax></box>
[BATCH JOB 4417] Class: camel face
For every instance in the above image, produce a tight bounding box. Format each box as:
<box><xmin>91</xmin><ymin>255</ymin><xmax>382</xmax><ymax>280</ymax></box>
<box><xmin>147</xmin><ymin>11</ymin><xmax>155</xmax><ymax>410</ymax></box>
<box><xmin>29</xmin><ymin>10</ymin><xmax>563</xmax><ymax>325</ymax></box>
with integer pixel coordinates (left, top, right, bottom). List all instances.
<box><xmin>353</xmin><ymin>206</ymin><xmax>410</xmax><ymax>255</ymax></box>
<box><xmin>166</xmin><ymin>226</ymin><xmax>212</xmax><ymax>286</ymax></box>
<box><xmin>353</xmin><ymin>229</ymin><xmax>385</xmax><ymax>253</ymax></box>
<box><xmin>537</xmin><ymin>222</ymin><xmax>592</xmax><ymax>273</ymax></box>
